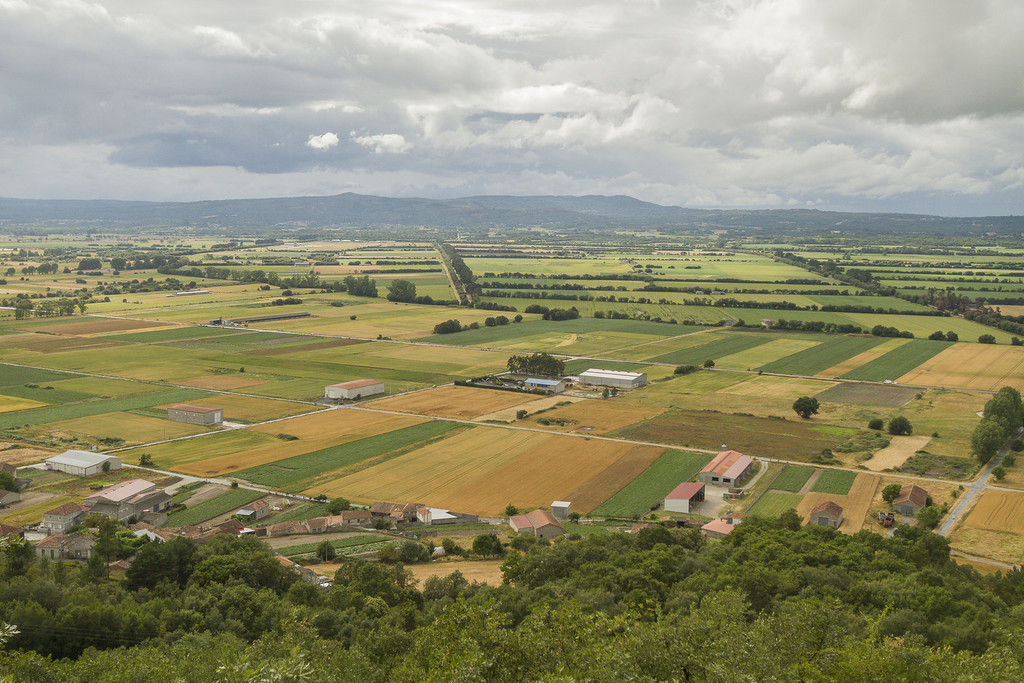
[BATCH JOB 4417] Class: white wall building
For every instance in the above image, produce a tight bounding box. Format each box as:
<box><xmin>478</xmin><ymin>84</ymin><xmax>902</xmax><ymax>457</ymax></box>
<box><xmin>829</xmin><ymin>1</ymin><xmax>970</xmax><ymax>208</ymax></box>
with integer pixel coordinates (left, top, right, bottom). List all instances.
<box><xmin>326</xmin><ymin>379</ymin><xmax>385</xmax><ymax>400</ymax></box>
<box><xmin>44</xmin><ymin>451</ymin><xmax>122</xmax><ymax>477</ymax></box>
<box><xmin>578</xmin><ymin>368</ymin><xmax>648</xmax><ymax>389</ymax></box>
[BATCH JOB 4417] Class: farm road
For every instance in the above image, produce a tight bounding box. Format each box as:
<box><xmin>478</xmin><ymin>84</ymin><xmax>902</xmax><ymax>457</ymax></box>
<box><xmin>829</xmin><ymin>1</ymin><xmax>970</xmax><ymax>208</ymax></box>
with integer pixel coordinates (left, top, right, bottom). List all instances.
<box><xmin>937</xmin><ymin>426</ymin><xmax>1024</xmax><ymax>537</ymax></box>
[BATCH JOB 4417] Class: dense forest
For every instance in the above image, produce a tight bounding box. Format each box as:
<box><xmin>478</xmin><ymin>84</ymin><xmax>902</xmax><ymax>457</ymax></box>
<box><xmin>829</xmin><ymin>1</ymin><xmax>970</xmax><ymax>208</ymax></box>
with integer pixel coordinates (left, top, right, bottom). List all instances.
<box><xmin>3</xmin><ymin>519</ymin><xmax>1024</xmax><ymax>681</ymax></box>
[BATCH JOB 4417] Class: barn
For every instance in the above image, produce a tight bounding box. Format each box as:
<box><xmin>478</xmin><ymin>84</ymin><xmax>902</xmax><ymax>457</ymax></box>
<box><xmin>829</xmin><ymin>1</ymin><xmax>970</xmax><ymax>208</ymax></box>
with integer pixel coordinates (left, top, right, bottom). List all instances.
<box><xmin>810</xmin><ymin>501</ymin><xmax>844</xmax><ymax>529</ymax></box>
<box><xmin>579</xmin><ymin>368</ymin><xmax>648</xmax><ymax>389</ymax></box>
<box><xmin>167</xmin><ymin>404</ymin><xmax>224</xmax><ymax>426</ymax></box>
<box><xmin>525</xmin><ymin>378</ymin><xmax>566</xmax><ymax>393</ymax></box>
<box><xmin>698</xmin><ymin>450</ymin><xmax>754</xmax><ymax>487</ymax></box>
<box><xmin>664</xmin><ymin>482</ymin><xmax>705</xmax><ymax>514</ymax></box>
<box><xmin>326</xmin><ymin>379</ymin><xmax>385</xmax><ymax>400</ymax></box>
<box><xmin>893</xmin><ymin>484</ymin><xmax>929</xmax><ymax>516</ymax></box>
<box><xmin>44</xmin><ymin>451</ymin><xmax>122</xmax><ymax>477</ymax></box>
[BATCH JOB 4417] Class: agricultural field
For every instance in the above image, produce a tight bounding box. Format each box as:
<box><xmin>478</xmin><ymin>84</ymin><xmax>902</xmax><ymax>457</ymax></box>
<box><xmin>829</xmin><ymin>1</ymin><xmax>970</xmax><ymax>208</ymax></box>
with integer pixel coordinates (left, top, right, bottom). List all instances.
<box><xmin>797</xmin><ymin>472</ymin><xmax>878</xmax><ymax>533</ymax></box>
<box><xmin>523</xmin><ymin>399</ymin><xmax>666</xmax><ymax>434</ymax></box>
<box><xmin>368</xmin><ymin>385</ymin><xmax>543</xmax><ymax>421</ymax></box>
<box><xmin>310</xmin><ymin>425</ymin><xmax>667</xmax><ymax>516</ymax></box>
<box><xmin>592</xmin><ymin>450</ymin><xmax>713</xmax><ymax>518</ymax></box>
<box><xmin>949</xmin><ymin>490</ymin><xmax>1024</xmax><ymax>564</ymax></box>
<box><xmin>746</xmin><ymin>490</ymin><xmax>804</xmax><ymax>517</ymax></box>
<box><xmin>768</xmin><ymin>465</ymin><xmax>816</xmax><ymax>492</ymax></box>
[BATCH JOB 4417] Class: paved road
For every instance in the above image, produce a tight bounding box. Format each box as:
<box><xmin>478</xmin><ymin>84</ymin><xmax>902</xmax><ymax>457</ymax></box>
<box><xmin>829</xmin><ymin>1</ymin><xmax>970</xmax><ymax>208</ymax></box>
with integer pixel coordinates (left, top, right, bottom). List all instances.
<box><xmin>937</xmin><ymin>426</ymin><xmax>1024</xmax><ymax>537</ymax></box>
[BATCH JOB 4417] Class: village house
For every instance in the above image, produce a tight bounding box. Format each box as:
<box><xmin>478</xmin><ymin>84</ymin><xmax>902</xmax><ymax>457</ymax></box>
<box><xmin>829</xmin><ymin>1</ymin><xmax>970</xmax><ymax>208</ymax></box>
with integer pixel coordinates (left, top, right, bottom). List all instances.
<box><xmin>509</xmin><ymin>509</ymin><xmax>564</xmax><ymax>539</ymax></box>
<box><xmin>809</xmin><ymin>501</ymin><xmax>844</xmax><ymax>529</ymax></box>
<box><xmin>0</xmin><ymin>523</ymin><xmax>24</xmax><ymax>540</ymax></box>
<box><xmin>41</xmin><ymin>502</ymin><xmax>84</xmax><ymax>533</ymax></box>
<box><xmin>0</xmin><ymin>489</ymin><xmax>19</xmax><ymax>508</ymax></box>
<box><xmin>35</xmin><ymin>533</ymin><xmax>95</xmax><ymax>561</ymax></box>
<box><xmin>700</xmin><ymin>519</ymin><xmax>736</xmax><ymax>539</ymax></box>
<box><xmin>83</xmin><ymin>479</ymin><xmax>173</xmax><ymax>523</ymax></box>
<box><xmin>893</xmin><ymin>485</ymin><xmax>929</xmax><ymax>516</ymax></box>
<box><xmin>236</xmin><ymin>498</ymin><xmax>271</xmax><ymax>522</ymax></box>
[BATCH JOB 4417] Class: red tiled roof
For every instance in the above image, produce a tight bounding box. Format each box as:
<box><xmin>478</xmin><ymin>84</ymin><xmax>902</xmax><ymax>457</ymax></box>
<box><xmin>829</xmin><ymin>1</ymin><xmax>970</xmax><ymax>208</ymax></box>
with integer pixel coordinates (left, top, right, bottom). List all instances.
<box><xmin>46</xmin><ymin>502</ymin><xmax>82</xmax><ymax>517</ymax></box>
<box><xmin>509</xmin><ymin>514</ymin><xmax>532</xmax><ymax>531</ymax></box>
<box><xmin>700</xmin><ymin>450</ymin><xmax>753</xmax><ymax>479</ymax></box>
<box><xmin>525</xmin><ymin>508</ymin><xmax>562</xmax><ymax>529</ymax></box>
<box><xmin>701</xmin><ymin>519</ymin><xmax>735</xmax><ymax>535</ymax></box>
<box><xmin>894</xmin><ymin>485</ymin><xmax>928</xmax><ymax>508</ymax></box>
<box><xmin>666</xmin><ymin>482</ymin><xmax>704</xmax><ymax>500</ymax></box>
<box><xmin>811</xmin><ymin>501</ymin><xmax>844</xmax><ymax>517</ymax></box>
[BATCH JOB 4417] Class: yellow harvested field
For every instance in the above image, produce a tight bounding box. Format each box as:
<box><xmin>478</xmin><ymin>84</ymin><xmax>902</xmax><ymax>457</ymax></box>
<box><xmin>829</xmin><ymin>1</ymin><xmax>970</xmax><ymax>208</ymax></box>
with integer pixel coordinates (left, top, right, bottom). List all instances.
<box><xmin>897</xmin><ymin>344</ymin><xmax>1024</xmax><ymax>391</ymax></box>
<box><xmin>960</xmin><ymin>490</ymin><xmax>1024</xmax><ymax>534</ymax></box>
<box><xmin>817</xmin><ymin>338</ymin><xmax>910</xmax><ymax>377</ymax></box>
<box><xmin>177</xmin><ymin>410</ymin><xmax>425</xmax><ymax>476</ymax></box>
<box><xmin>797</xmin><ymin>473</ymin><xmax>878</xmax><ymax>533</ymax></box>
<box><xmin>953</xmin><ymin>555</ymin><xmax>1007</xmax><ymax>575</ymax></box>
<box><xmin>862</xmin><ymin>435</ymin><xmax>931</xmax><ymax>471</ymax></box>
<box><xmin>476</xmin><ymin>395</ymin><xmax>586</xmax><ymax>422</ymax></box>
<box><xmin>312</xmin><ymin>425</ymin><xmax>665</xmax><ymax>516</ymax></box>
<box><xmin>182</xmin><ymin>375</ymin><xmax>270</xmax><ymax>390</ymax></box>
<box><xmin>403</xmin><ymin>559</ymin><xmax>506</xmax><ymax>587</ymax></box>
<box><xmin>369</xmin><ymin>385</ymin><xmax>541</xmax><ymax>420</ymax></box>
<box><xmin>525</xmin><ymin>399</ymin><xmax>665</xmax><ymax>434</ymax></box>
<box><xmin>950</xmin><ymin>528</ymin><xmax>1024</xmax><ymax>566</ymax></box>
<box><xmin>0</xmin><ymin>446</ymin><xmax>55</xmax><ymax>466</ymax></box>
<box><xmin>0</xmin><ymin>395</ymin><xmax>48</xmax><ymax>413</ymax></box>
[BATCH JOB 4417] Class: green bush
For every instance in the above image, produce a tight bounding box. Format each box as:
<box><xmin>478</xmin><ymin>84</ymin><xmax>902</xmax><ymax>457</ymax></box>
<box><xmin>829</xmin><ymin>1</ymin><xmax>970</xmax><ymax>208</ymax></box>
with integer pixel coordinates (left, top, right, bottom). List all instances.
<box><xmin>868</xmin><ymin>418</ymin><xmax>884</xmax><ymax>430</ymax></box>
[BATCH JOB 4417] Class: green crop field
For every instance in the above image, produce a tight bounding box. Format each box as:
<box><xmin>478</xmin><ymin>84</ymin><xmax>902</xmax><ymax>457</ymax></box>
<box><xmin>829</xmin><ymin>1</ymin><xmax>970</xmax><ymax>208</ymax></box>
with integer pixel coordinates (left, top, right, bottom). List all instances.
<box><xmin>759</xmin><ymin>336</ymin><xmax>885</xmax><ymax>375</ymax></box>
<box><xmin>0</xmin><ymin>387</ymin><xmax>212</xmax><ymax>430</ymax></box>
<box><xmin>809</xmin><ymin>469</ymin><xmax>858</xmax><ymax>495</ymax></box>
<box><xmin>0</xmin><ymin>364</ymin><xmax>76</xmax><ymax>387</ymax></box>
<box><xmin>592</xmin><ymin>450</ymin><xmax>713</xmax><ymax>518</ymax></box>
<box><xmin>770</xmin><ymin>465</ymin><xmax>816</xmax><ymax>492</ymax></box>
<box><xmin>841</xmin><ymin>339</ymin><xmax>951</xmax><ymax>382</ymax></box>
<box><xmin>166</xmin><ymin>488</ymin><xmax>263</xmax><ymax>526</ymax></box>
<box><xmin>648</xmin><ymin>332</ymin><xmax>771</xmax><ymax>366</ymax></box>
<box><xmin>234</xmin><ymin>420</ymin><xmax>461</xmax><ymax>490</ymax></box>
<box><xmin>746</xmin><ymin>491</ymin><xmax>804</xmax><ymax>517</ymax></box>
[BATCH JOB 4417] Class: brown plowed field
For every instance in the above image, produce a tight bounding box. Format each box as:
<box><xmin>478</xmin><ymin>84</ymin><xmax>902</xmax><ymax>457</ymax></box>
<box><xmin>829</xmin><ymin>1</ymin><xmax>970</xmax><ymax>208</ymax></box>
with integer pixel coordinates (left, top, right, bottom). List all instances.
<box><xmin>525</xmin><ymin>400</ymin><xmax>665</xmax><ymax>434</ymax></box>
<box><xmin>960</xmin><ymin>490</ymin><xmax>1024</xmax><ymax>534</ymax></box>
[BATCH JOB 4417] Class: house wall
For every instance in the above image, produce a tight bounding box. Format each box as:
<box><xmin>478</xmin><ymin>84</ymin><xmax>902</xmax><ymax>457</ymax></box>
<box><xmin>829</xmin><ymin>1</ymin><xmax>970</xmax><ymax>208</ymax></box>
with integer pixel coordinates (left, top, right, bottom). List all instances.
<box><xmin>893</xmin><ymin>502</ymin><xmax>919</xmax><ymax>516</ymax></box>
<box><xmin>664</xmin><ymin>498</ymin><xmax>691</xmax><ymax>514</ymax></box>
<box><xmin>534</xmin><ymin>524</ymin><xmax>564</xmax><ymax>540</ymax></box>
<box><xmin>328</xmin><ymin>383</ymin><xmax>385</xmax><ymax>399</ymax></box>
<box><xmin>168</xmin><ymin>408</ymin><xmax>222</xmax><ymax>425</ymax></box>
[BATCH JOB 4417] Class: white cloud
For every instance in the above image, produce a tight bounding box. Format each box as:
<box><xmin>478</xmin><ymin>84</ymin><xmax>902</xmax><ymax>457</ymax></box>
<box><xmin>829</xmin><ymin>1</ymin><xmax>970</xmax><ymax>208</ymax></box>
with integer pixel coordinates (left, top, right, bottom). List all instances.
<box><xmin>306</xmin><ymin>132</ymin><xmax>339</xmax><ymax>150</ymax></box>
<box><xmin>351</xmin><ymin>132</ymin><xmax>411</xmax><ymax>154</ymax></box>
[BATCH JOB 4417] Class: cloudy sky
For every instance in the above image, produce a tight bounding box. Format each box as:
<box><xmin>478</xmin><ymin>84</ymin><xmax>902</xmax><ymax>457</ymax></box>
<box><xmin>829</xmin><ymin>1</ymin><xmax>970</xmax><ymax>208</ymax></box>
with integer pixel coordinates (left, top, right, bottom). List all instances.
<box><xmin>1</xmin><ymin>0</ymin><xmax>1022</xmax><ymax>215</ymax></box>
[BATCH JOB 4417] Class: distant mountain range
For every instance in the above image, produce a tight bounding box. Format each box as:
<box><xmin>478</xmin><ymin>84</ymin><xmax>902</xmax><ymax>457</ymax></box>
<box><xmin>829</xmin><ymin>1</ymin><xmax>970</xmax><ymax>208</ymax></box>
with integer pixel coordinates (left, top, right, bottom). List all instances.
<box><xmin>0</xmin><ymin>193</ymin><xmax>1021</xmax><ymax>234</ymax></box>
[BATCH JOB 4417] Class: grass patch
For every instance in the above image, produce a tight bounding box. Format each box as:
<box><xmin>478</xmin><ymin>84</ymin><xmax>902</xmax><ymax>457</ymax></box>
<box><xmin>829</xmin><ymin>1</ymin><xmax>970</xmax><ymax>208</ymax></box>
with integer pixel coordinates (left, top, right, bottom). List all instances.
<box><xmin>234</xmin><ymin>420</ymin><xmax>460</xmax><ymax>489</ymax></box>
<box><xmin>263</xmin><ymin>502</ymin><xmax>332</xmax><ymax>524</ymax></box>
<box><xmin>842</xmin><ymin>339</ymin><xmax>950</xmax><ymax>382</ymax></box>
<box><xmin>899</xmin><ymin>452</ymin><xmax>977</xmax><ymax>480</ymax></box>
<box><xmin>0</xmin><ymin>388</ymin><xmax>212</xmax><ymax>430</ymax></box>
<box><xmin>747</xmin><ymin>490</ymin><xmax>804</xmax><ymax>517</ymax></box>
<box><xmin>759</xmin><ymin>336</ymin><xmax>884</xmax><ymax>375</ymax></box>
<box><xmin>834</xmin><ymin>431</ymin><xmax>891</xmax><ymax>453</ymax></box>
<box><xmin>592</xmin><ymin>450</ymin><xmax>713</xmax><ymax>518</ymax></box>
<box><xmin>770</xmin><ymin>465</ymin><xmax>816</xmax><ymax>492</ymax></box>
<box><xmin>809</xmin><ymin>469</ymin><xmax>857</xmax><ymax>495</ymax></box>
<box><xmin>166</xmin><ymin>488</ymin><xmax>263</xmax><ymax>526</ymax></box>
<box><xmin>0</xmin><ymin>384</ymin><xmax>94</xmax><ymax>405</ymax></box>
<box><xmin>0</xmin><ymin>364</ymin><xmax>76</xmax><ymax>387</ymax></box>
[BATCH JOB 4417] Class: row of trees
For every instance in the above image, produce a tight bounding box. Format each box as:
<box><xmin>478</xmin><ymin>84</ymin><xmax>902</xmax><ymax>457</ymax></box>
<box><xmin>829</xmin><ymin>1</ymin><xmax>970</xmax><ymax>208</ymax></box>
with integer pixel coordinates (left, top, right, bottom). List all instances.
<box><xmin>506</xmin><ymin>352</ymin><xmax>565</xmax><ymax>376</ymax></box>
<box><xmin>972</xmin><ymin>386</ymin><xmax>1023</xmax><ymax>463</ymax></box>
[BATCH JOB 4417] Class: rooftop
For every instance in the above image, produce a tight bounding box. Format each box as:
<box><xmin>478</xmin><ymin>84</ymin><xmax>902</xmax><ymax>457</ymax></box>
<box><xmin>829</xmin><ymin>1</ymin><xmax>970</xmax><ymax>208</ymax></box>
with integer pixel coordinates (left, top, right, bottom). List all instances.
<box><xmin>666</xmin><ymin>482</ymin><xmax>705</xmax><ymax>500</ymax></box>
<box><xmin>167</xmin><ymin>404</ymin><xmax>220</xmax><ymax>414</ymax></box>
<box><xmin>329</xmin><ymin>379</ymin><xmax>383</xmax><ymax>389</ymax></box>
<box><xmin>580</xmin><ymin>368</ymin><xmax>646</xmax><ymax>380</ymax></box>
<box><xmin>46</xmin><ymin>450</ymin><xmax>118</xmax><ymax>468</ymax></box>
<box><xmin>526</xmin><ymin>378</ymin><xmax>563</xmax><ymax>386</ymax></box>
<box><xmin>85</xmin><ymin>479</ymin><xmax>155</xmax><ymax>504</ymax></box>
<box><xmin>700</xmin><ymin>450</ymin><xmax>753</xmax><ymax>480</ymax></box>
<box><xmin>894</xmin><ymin>485</ymin><xmax>929</xmax><ymax>508</ymax></box>
<box><xmin>701</xmin><ymin>519</ymin><xmax>735</xmax><ymax>535</ymax></box>
<box><xmin>811</xmin><ymin>501</ymin><xmax>844</xmax><ymax>517</ymax></box>
<box><xmin>45</xmin><ymin>502</ymin><xmax>83</xmax><ymax>516</ymax></box>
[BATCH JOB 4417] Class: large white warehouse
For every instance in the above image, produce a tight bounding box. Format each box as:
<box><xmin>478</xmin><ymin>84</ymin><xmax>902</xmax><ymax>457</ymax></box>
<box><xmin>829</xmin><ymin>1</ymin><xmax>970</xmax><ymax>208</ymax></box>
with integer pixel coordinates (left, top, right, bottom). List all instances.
<box><xmin>45</xmin><ymin>451</ymin><xmax>122</xmax><ymax>477</ymax></box>
<box><xmin>578</xmin><ymin>368</ymin><xmax>647</xmax><ymax>389</ymax></box>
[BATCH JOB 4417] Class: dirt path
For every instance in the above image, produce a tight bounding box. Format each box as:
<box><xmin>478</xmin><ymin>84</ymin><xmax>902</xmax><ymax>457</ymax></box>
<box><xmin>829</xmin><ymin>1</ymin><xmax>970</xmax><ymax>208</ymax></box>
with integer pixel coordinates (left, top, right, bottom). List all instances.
<box><xmin>799</xmin><ymin>469</ymin><xmax>823</xmax><ymax>495</ymax></box>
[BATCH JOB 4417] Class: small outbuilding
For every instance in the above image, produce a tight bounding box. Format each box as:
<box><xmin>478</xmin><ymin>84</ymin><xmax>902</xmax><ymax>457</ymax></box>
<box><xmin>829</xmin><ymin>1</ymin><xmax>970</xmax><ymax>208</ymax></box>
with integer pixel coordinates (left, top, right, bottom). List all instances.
<box><xmin>326</xmin><ymin>379</ymin><xmax>385</xmax><ymax>400</ymax></box>
<box><xmin>579</xmin><ymin>368</ymin><xmax>648</xmax><ymax>389</ymax></box>
<box><xmin>701</xmin><ymin>519</ymin><xmax>736</xmax><ymax>539</ymax></box>
<box><xmin>664</xmin><ymin>482</ymin><xmax>705</xmax><ymax>514</ymax></box>
<box><xmin>809</xmin><ymin>501</ymin><xmax>844</xmax><ymax>529</ymax></box>
<box><xmin>893</xmin><ymin>484</ymin><xmax>929</xmax><ymax>516</ymax></box>
<box><xmin>698</xmin><ymin>450</ymin><xmax>754</xmax><ymax>487</ymax></box>
<box><xmin>44</xmin><ymin>451</ymin><xmax>122</xmax><ymax>477</ymax></box>
<box><xmin>167</xmin><ymin>404</ymin><xmax>223</xmax><ymax>426</ymax></box>
<box><xmin>237</xmin><ymin>499</ymin><xmax>271</xmax><ymax>521</ymax></box>
<box><xmin>550</xmin><ymin>501</ymin><xmax>572</xmax><ymax>519</ymax></box>
<box><xmin>525</xmin><ymin>378</ymin><xmax>566</xmax><ymax>394</ymax></box>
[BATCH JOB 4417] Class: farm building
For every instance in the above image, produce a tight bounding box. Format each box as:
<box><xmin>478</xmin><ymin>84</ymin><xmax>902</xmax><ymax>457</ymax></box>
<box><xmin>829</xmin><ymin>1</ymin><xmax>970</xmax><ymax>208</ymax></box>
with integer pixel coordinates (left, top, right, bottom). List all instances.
<box><xmin>41</xmin><ymin>502</ymin><xmax>84</xmax><ymax>534</ymax></box>
<box><xmin>226</xmin><ymin>311</ymin><xmax>312</xmax><ymax>325</ymax></box>
<box><xmin>0</xmin><ymin>523</ymin><xmax>24</xmax><ymax>540</ymax></box>
<box><xmin>167</xmin><ymin>404</ymin><xmax>224</xmax><ymax>425</ymax></box>
<box><xmin>698</xmin><ymin>450</ymin><xmax>754</xmax><ymax>487</ymax></box>
<box><xmin>509</xmin><ymin>509</ymin><xmax>565</xmax><ymax>539</ymax></box>
<box><xmin>167</xmin><ymin>289</ymin><xmax>211</xmax><ymax>297</ymax></box>
<box><xmin>664</xmin><ymin>482</ymin><xmax>705</xmax><ymax>514</ymax></box>
<box><xmin>810</xmin><ymin>501</ymin><xmax>844</xmax><ymax>529</ymax></box>
<box><xmin>525</xmin><ymin>378</ymin><xmax>566</xmax><ymax>393</ymax></box>
<box><xmin>893</xmin><ymin>485</ymin><xmax>929</xmax><ymax>516</ymax></box>
<box><xmin>44</xmin><ymin>451</ymin><xmax>122</xmax><ymax>477</ymax></box>
<box><xmin>35</xmin><ymin>533</ymin><xmax>95</xmax><ymax>561</ymax></box>
<box><xmin>0</xmin><ymin>490</ymin><xmax>20</xmax><ymax>507</ymax></box>
<box><xmin>550</xmin><ymin>501</ymin><xmax>572</xmax><ymax>519</ymax></box>
<box><xmin>237</xmin><ymin>499</ymin><xmax>271</xmax><ymax>521</ymax></box>
<box><xmin>83</xmin><ymin>479</ymin><xmax>173</xmax><ymax>523</ymax></box>
<box><xmin>579</xmin><ymin>368</ymin><xmax>648</xmax><ymax>389</ymax></box>
<box><xmin>326</xmin><ymin>379</ymin><xmax>385</xmax><ymax>400</ymax></box>
<box><xmin>701</xmin><ymin>519</ymin><xmax>737</xmax><ymax>539</ymax></box>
